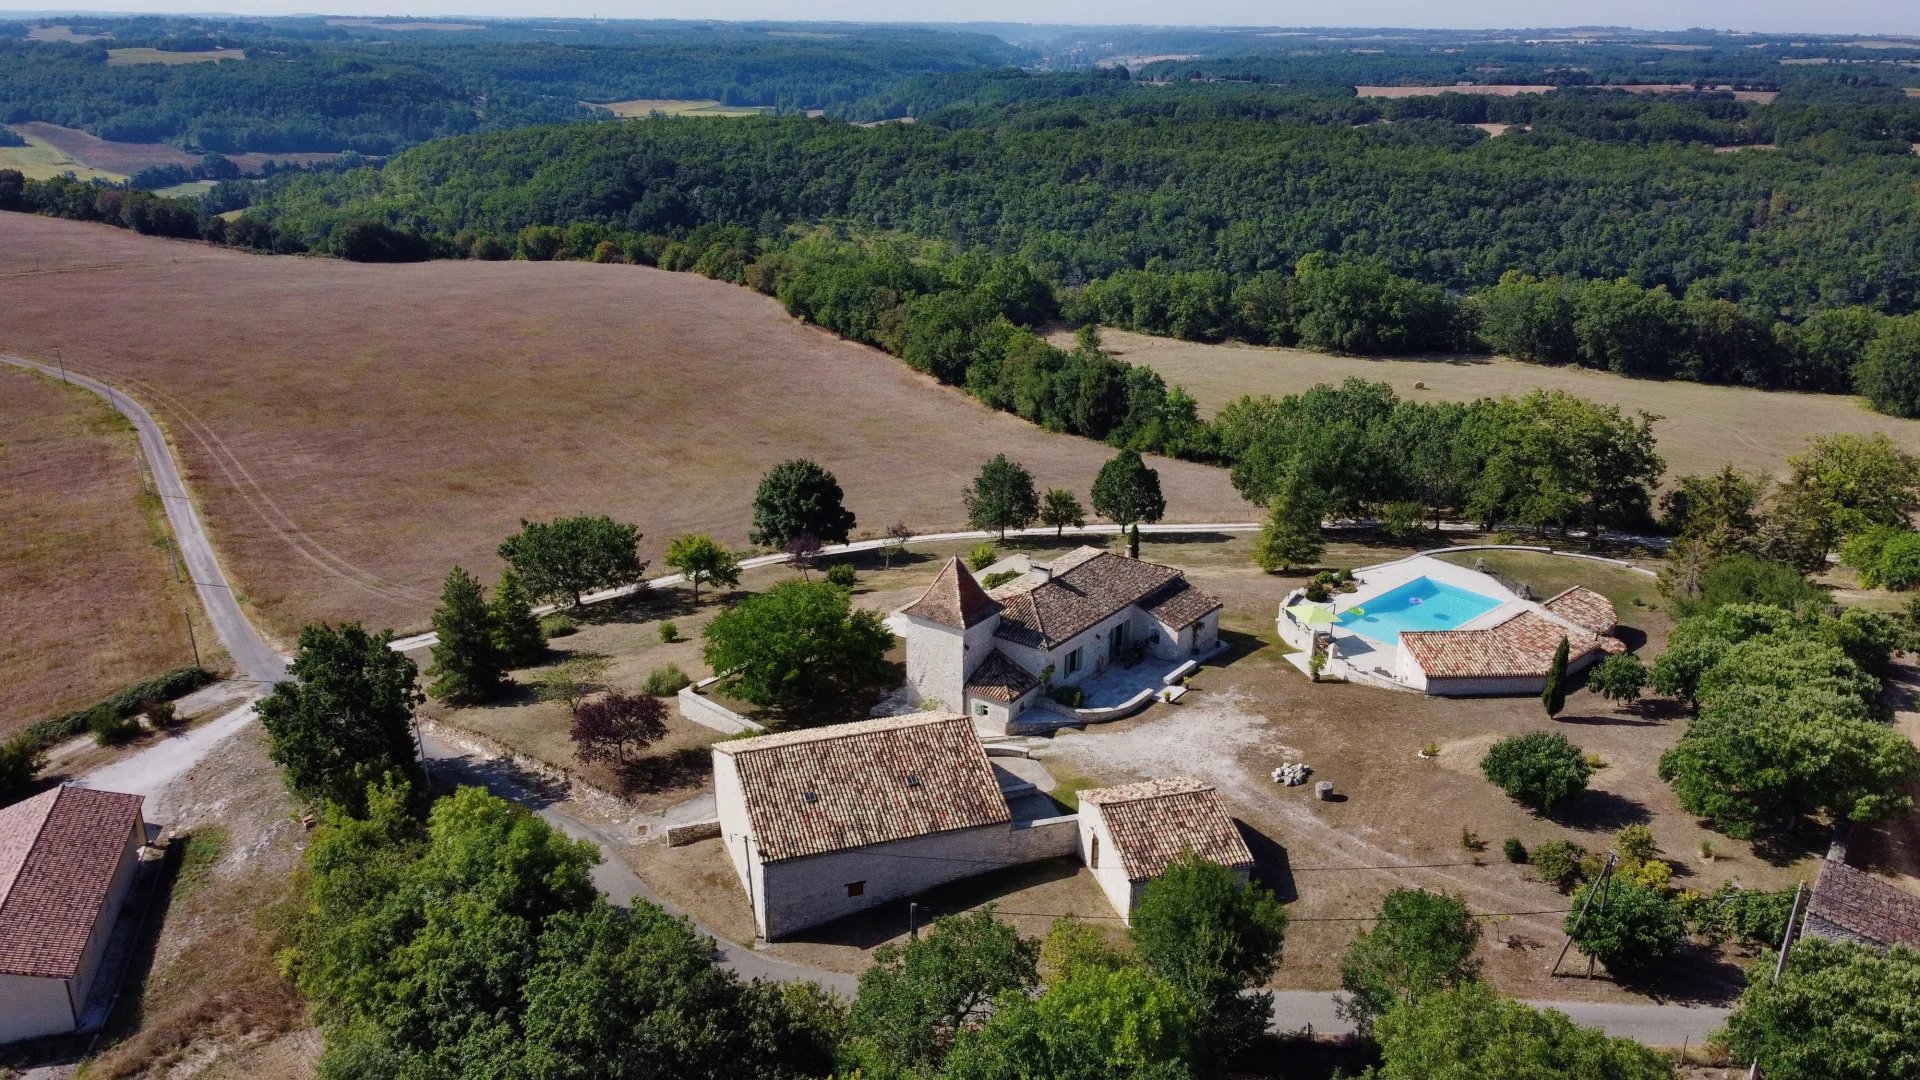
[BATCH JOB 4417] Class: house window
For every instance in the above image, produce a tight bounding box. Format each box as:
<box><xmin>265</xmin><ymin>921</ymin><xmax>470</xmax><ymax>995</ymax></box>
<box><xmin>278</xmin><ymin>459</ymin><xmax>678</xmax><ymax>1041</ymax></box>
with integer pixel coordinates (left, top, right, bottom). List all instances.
<box><xmin>975</xmin><ymin>702</ymin><xmax>989</xmax><ymax>716</ymax></box>
<box><xmin>1065</xmin><ymin>647</ymin><xmax>1083</xmax><ymax>675</ymax></box>
<box><xmin>846</xmin><ymin>881</ymin><xmax>865</xmax><ymax>898</ymax></box>
<box><xmin>1090</xmin><ymin>836</ymin><xmax>1100</xmax><ymax>869</ymax></box>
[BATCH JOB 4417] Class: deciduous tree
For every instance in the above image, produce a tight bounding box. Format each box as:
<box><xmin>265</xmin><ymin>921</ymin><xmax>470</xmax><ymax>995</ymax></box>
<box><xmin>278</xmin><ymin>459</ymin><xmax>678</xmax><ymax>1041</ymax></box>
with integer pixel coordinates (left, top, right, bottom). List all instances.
<box><xmin>1090</xmin><ymin>449</ymin><xmax>1166</xmax><ymax>532</ymax></box>
<box><xmin>943</xmin><ymin>964</ymin><xmax>1198</xmax><ymax>1080</ymax></box>
<box><xmin>1040</xmin><ymin>488</ymin><xmax>1086</xmax><ymax>536</ymax></box>
<box><xmin>964</xmin><ymin>454</ymin><xmax>1040</xmax><ymax>539</ymax></box>
<box><xmin>1565</xmin><ymin>876</ymin><xmax>1683</xmax><ymax>979</ymax></box>
<box><xmin>570</xmin><ymin>691</ymin><xmax>668</xmax><ymax>766</ymax></box>
<box><xmin>664</xmin><ymin>533</ymin><xmax>741</xmax><ymax>604</ymax></box>
<box><xmin>750</xmin><ymin>458</ymin><xmax>856</xmax><ymax>548</ymax></box>
<box><xmin>1338</xmin><ymin>888</ymin><xmax>1482</xmax><ymax>1035</ymax></box>
<box><xmin>1369</xmin><ymin>981</ymin><xmax>1670</xmax><ymax>1079</ymax></box>
<box><xmin>1129</xmin><ymin>854</ymin><xmax>1287</xmax><ymax>1065</ymax></box>
<box><xmin>258</xmin><ymin>623</ymin><xmax>423</xmax><ymax>810</ymax></box>
<box><xmin>498</xmin><ymin>515</ymin><xmax>646</xmax><ymax>608</ymax></box>
<box><xmin>1480</xmin><ymin>730</ymin><xmax>1591</xmax><ymax>814</ymax></box>
<box><xmin>533</xmin><ymin>654</ymin><xmax>613</xmax><ymax>715</ymax></box>
<box><xmin>702</xmin><ymin>579</ymin><xmax>895</xmax><ymax>713</ymax></box>
<box><xmin>847</xmin><ymin>910</ymin><xmax>1039</xmax><ymax>1079</ymax></box>
<box><xmin>1718</xmin><ymin>938</ymin><xmax>1920</xmax><ymax>1080</ymax></box>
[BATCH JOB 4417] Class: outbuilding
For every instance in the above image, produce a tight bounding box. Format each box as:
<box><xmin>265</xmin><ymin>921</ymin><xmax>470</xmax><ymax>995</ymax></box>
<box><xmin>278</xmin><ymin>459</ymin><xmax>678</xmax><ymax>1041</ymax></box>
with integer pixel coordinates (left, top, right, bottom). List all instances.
<box><xmin>0</xmin><ymin>785</ymin><xmax>147</xmax><ymax>1045</ymax></box>
<box><xmin>712</xmin><ymin>711</ymin><xmax>1078</xmax><ymax>940</ymax></box>
<box><xmin>1077</xmin><ymin>776</ymin><xmax>1254</xmax><ymax>923</ymax></box>
<box><xmin>1804</xmin><ymin>858</ymin><xmax>1920</xmax><ymax>952</ymax></box>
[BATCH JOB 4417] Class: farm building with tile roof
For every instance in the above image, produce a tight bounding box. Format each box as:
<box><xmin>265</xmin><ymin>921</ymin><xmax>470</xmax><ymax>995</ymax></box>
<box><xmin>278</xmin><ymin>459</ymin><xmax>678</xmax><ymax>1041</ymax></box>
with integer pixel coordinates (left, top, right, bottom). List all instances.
<box><xmin>892</xmin><ymin>547</ymin><xmax>1222</xmax><ymax>732</ymax></box>
<box><xmin>0</xmin><ymin>785</ymin><xmax>146</xmax><ymax>1045</ymax></box>
<box><xmin>1077</xmin><ymin>777</ymin><xmax>1254</xmax><ymax>921</ymax></box>
<box><xmin>1805</xmin><ymin>859</ymin><xmax>1920</xmax><ymax>952</ymax></box>
<box><xmin>712</xmin><ymin>712</ymin><xmax>1078</xmax><ymax>939</ymax></box>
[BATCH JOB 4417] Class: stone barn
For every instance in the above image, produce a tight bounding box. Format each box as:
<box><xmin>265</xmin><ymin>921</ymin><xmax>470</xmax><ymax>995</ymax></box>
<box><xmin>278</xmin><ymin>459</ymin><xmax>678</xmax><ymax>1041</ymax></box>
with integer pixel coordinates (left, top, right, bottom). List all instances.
<box><xmin>712</xmin><ymin>712</ymin><xmax>1078</xmax><ymax>940</ymax></box>
<box><xmin>0</xmin><ymin>785</ymin><xmax>147</xmax><ymax>1045</ymax></box>
<box><xmin>1803</xmin><ymin>858</ymin><xmax>1920</xmax><ymax>952</ymax></box>
<box><xmin>1076</xmin><ymin>777</ymin><xmax>1254</xmax><ymax>923</ymax></box>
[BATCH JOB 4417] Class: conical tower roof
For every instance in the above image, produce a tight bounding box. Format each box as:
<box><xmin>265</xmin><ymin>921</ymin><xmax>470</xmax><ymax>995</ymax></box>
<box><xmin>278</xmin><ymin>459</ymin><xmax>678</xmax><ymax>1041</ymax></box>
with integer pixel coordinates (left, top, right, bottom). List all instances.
<box><xmin>901</xmin><ymin>556</ymin><xmax>1002</xmax><ymax>629</ymax></box>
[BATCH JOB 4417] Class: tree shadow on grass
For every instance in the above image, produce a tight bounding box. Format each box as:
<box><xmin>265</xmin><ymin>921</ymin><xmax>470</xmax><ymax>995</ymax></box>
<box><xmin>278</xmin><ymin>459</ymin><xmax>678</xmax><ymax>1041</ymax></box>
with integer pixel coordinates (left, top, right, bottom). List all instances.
<box><xmin>1746</xmin><ymin>820</ymin><xmax>1833</xmax><ymax>867</ymax></box>
<box><xmin>1553</xmin><ymin>789</ymin><xmax>1652</xmax><ymax>832</ymax></box>
<box><xmin>1556</xmin><ymin>711</ymin><xmax>1665</xmax><ymax>728</ymax></box>
<box><xmin>615</xmin><ymin>747</ymin><xmax>709</xmax><ymax>797</ymax></box>
<box><xmin>1211</xmin><ymin>628</ymin><xmax>1275</xmax><ymax>666</ymax></box>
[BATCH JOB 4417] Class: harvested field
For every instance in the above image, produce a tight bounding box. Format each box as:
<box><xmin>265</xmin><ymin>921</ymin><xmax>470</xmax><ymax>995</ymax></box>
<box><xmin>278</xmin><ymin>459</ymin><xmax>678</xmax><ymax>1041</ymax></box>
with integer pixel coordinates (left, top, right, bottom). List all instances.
<box><xmin>12</xmin><ymin>122</ymin><xmax>195</xmax><ymax>177</ymax></box>
<box><xmin>585</xmin><ymin>98</ymin><xmax>772</xmax><ymax>118</ymax></box>
<box><xmin>0</xmin><ymin>215</ymin><xmax>1249</xmax><ymax>645</ymax></box>
<box><xmin>0</xmin><ymin>367</ymin><xmax>199</xmax><ymax>735</ymax></box>
<box><xmin>26</xmin><ymin>24</ymin><xmax>108</xmax><ymax>42</ymax></box>
<box><xmin>1357</xmin><ymin>84</ymin><xmax>1554</xmax><ymax>96</ymax></box>
<box><xmin>0</xmin><ymin>126</ymin><xmax>124</xmax><ymax>182</ymax></box>
<box><xmin>323</xmin><ymin>17</ymin><xmax>485</xmax><ymax>30</ymax></box>
<box><xmin>106</xmin><ymin>47</ymin><xmax>246</xmax><ymax>66</ymax></box>
<box><xmin>226</xmin><ymin>150</ymin><xmax>346</xmax><ymax>171</ymax></box>
<box><xmin>1066</xmin><ymin>327</ymin><xmax>1920</xmax><ymax>484</ymax></box>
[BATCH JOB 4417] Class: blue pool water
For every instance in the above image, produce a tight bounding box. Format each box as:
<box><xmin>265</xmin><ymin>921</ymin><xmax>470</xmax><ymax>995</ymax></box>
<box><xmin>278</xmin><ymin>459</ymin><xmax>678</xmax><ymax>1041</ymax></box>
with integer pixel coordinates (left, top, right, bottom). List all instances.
<box><xmin>1336</xmin><ymin>577</ymin><xmax>1505</xmax><ymax>644</ymax></box>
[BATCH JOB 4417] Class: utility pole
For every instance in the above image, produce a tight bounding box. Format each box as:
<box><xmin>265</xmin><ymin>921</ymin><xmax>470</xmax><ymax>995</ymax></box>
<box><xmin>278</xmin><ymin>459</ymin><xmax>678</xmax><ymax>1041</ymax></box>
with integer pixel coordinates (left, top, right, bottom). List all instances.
<box><xmin>1747</xmin><ymin>881</ymin><xmax>1808</xmax><ymax>1080</ymax></box>
<box><xmin>1549</xmin><ymin>851</ymin><xmax>1616</xmax><ymax>977</ymax></box>
<box><xmin>1586</xmin><ymin>858</ymin><xmax>1616</xmax><ymax>980</ymax></box>
<box><xmin>411</xmin><ymin>715</ymin><xmax>433</xmax><ymax>790</ymax></box>
<box><xmin>181</xmin><ymin>604</ymin><xmax>201</xmax><ymax>667</ymax></box>
<box><xmin>909</xmin><ymin>902</ymin><xmax>920</xmax><ymax>939</ymax></box>
<box><xmin>55</xmin><ymin>347</ymin><xmax>67</xmax><ymax>384</ymax></box>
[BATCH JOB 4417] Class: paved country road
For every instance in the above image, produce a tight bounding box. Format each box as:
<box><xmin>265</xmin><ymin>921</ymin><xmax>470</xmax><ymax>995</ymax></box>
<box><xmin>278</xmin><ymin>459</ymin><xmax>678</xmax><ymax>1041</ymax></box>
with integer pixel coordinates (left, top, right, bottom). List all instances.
<box><xmin>33</xmin><ymin>354</ymin><xmax>1720</xmax><ymax>1044</ymax></box>
<box><xmin>1</xmin><ymin>353</ymin><xmax>288</xmax><ymax>684</ymax></box>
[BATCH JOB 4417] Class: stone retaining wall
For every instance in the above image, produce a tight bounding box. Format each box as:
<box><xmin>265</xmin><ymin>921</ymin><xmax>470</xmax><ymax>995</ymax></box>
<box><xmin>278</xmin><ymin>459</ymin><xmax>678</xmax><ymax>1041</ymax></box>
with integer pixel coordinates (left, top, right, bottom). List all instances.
<box><xmin>666</xmin><ymin>820</ymin><xmax>723</xmax><ymax>847</ymax></box>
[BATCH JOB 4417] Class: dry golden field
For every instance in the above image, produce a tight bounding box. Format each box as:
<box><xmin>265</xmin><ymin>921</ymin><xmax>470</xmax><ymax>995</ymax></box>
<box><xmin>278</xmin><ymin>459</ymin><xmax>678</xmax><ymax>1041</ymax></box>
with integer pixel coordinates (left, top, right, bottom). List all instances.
<box><xmin>0</xmin><ymin>215</ymin><xmax>1248</xmax><ymax>645</ymax></box>
<box><xmin>1072</xmin><ymin>327</ymin><xmax>1920</xmax><ymax>483</ymax></box>
<box><xmin>105</xmin><ymin>46</ymin><xmax>246</xmax><ymax>66</ymax></box>
<box><xmin>0</xmin><ymin>367</ymin><xmax>199</xmax><ymax>734</ymax></box>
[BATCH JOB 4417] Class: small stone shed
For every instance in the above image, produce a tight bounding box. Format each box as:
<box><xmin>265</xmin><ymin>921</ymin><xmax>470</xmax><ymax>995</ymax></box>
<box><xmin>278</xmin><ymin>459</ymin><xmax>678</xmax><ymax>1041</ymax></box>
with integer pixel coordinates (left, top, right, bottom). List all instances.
<box><xmin>0</xmin><ymin>785</ymin><xmax>146</xmax><ymax>1045</ymax></box>
<box><xmin>712</xmin><ymin>712</ymin><xmax>1077</xmax><ymax>940</ymax></box>
<box><xmin>1804</xmin><ymin>858</ymin><xmax>1920</xmax><ymax>952</ymax></box>
<box><xmin>1076</xmin><ymin>776</ymin><xmax>1254</xmax><ymax>923</ymax></box>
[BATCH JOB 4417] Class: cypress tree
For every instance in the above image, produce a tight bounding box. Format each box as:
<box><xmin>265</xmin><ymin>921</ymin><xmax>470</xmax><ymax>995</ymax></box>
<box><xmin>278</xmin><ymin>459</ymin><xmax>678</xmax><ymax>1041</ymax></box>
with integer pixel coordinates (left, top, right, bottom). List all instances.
<box><xmin>1128</xmin><ymin>522</ymin><xmax>1141</xmax><ymax>559</ymax></box>
<box><xmin>490</xmin><ymin>568</ymin><xmax>547</xmax><ymax>668</ymax></box>
<box><xmin>1542</xmin><ymin>637</ymin><xmax>1570</xmax><ymax>718</ymax></box>
<box><xmin>428</xmin><ymin>566</ymin><xmax>507</xmax><ymax>704</ymax></box>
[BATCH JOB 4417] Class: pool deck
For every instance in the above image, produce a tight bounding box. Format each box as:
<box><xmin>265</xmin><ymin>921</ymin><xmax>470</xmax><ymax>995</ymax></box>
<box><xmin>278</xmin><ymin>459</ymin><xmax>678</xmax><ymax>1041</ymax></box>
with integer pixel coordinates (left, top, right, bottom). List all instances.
<box><xmin>1281</xmin><ymin>554</ymin><xmax>1527</xmax><ymax>689</ymax></box>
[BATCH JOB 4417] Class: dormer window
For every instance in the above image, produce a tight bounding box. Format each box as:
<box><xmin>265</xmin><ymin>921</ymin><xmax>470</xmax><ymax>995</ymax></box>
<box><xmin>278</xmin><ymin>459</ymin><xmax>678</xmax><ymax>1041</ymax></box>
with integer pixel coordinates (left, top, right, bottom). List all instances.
<box><xmin>905</xmin><ymin>774</ymin><xmax>920</xmax><ymax>788</ymax></box>
<box><xmin>803</xmin><ymin>791</ymin><xmax>818</xmax><ymax>804</ymax></box>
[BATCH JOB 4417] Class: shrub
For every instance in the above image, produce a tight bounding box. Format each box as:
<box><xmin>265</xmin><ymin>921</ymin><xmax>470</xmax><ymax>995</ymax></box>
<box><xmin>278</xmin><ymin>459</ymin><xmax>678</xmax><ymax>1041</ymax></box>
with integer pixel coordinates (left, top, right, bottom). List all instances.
<box><xmin>1531</xmin><ymin>840</ymin><xmax>1588</xmax><ymax>891</ymax></box>
<box><xmin>1381</xmin><ymin>500</ymin><xmax>1427</xmax><ymax>542</ymax></box>
<box><xmin>1049</xmin><ymin>685</ymin><xmax>1086</xmax><ymax>708</ymax></box>
<box><xmin>981</xmin><ymin>569</ymin><xmax>1021</xmax><ymax>589</ymax></box>
<box><xmin>1566</xmin><ymin>876</ymin><xmax>1684</xmax><ymax>977</ymax></box>
<box><xmin>541</xmin><ymin>613</ymin><xmax>578</xmax><ymax>638</ymax></box>
<box><xmin>22</xmin><ymin>666</ymin><xmax>214</xmax><ymax>747</ymax></box>
<box><xmin>642</xmin><ymin>664</ymin><xmax>692</xmax><ymax>697</ymax></box>
<box><xmin>1481</xmin><ymin>731</ymin><xmax>1592</xmax><ymax>813</ymax></box>
<box><xmin>1503</xmin><ymin>838</ymin><xmax>1528</xmax><ymax>864</ymax></box>
<box><xmin>143</xmin><ymin>699</ymin><xmax>178</xmax><ymax>730</ymax></box>
<box><xmin>825</xmin><ymin>562</ymin><xmax>857</xmax><ymax>588</ymax></box>
<box><xmin>89</xmin><ymin>706</ymin><xmax>141</xmax><ymax>747</ymax></box>
<box><xmin>0</xmin><ymin>734</ymin><xmax>47</xmax><ymax>803</ymax></box>
<box><xmin>658</xmin><ymin>620</ymin><xmax>679</xmax><ymax>643</ymax></box>
<box><xmin>967</xmin><ymin>543</ymin><xmax>998</xmax><ymax>571</ymax></box>
<box><xmin>1588</xmin><ymin>653</ymin><xmax>1648</xmax><ymax>706</ymax></box>
<box><xmin>1304</xmin><ymin>581</ymin><xmax>1333</xmax><ymax>603</ymax></box>
<box><xmin>1615</xmin><ymin>824</ymin><xmax>1658</xmax><ymax>865</ymax></box>
<box><xmin>570</xmin><ymin>692</ymin><xmax>668</xmax><ymax>766</ymax></box>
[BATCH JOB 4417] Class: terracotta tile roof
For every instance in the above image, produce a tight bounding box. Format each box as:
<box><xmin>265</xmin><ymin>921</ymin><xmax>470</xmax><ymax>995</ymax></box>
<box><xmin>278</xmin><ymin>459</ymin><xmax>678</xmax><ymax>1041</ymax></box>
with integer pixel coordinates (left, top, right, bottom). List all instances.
<box><xmin>0</xmin><ymin>786</ymin><xmax>145</xmax><ymax>979</ymax></box>
<box><xmin>965</xmin><ymin>649</ymin><xmax>1040</xmax><ymax>702</ymax></box>
<box><xmin>1400</xmin><ymin>609</ymin><xmax>1616</xmax><ymax>681</ymax></box>
<box><xmin>1080</xmin><ymin>777</ymin><xmax>1254</xmax><ymax>882</ymax></box>
<box><xmin>994</xmin><ymin>550</ymin><xmax>1214</xmax><ymax>649</ymax></box>
<box><xmin>1807</xmin><ymin>860</ymin><xmax>1920</xmax><ymax>950</ymax></box>
<box><xmin>714</xmin><ymin>712</ymin><xmax>1010</xmax><ymax>863</ymax></box>
<box><xmin>1543</xmin><ymin>586</ymin><xmax>1618</xmax><ymax>635</ymax></box>
<box><xmin>1141</xmin><ymin>579</ymin><xmax>1223</xmax><ymax>631</ymax></box>
<box><xmin>901</xmin><ymin>558</ymin><xmax>1002</xmax><ymax>630</ymax></box>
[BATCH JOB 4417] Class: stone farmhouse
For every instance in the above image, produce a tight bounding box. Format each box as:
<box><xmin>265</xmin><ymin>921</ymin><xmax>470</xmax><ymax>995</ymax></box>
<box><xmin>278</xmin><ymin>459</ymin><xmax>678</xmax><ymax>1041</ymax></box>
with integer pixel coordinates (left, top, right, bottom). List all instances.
<box><xmin>712</xmin><ymin>713</ymin><xmax>1260</xmax><ymax>940</ymax></box>
<box><xmin>0</xmin><ymin>785</ymin><xmax>147</xmax><ymax>1045</ymax></box>
<box><xmin>1804</xmin><ymin>858</ymin><xmax>1920</xmax><ymax>952</ymax></box>
<box><xmin>712</xmin><ymin>712</ymin><xmax>1079</xmax><ymax>940</ymax></box>
<box><xmin>1400</xmin><ymin>586</ymin><xmax>1626</xmax><ymax>696</ymax></box>
<box><xmin>1078</xmin><ymin>777</ymin><xmax>1253</xmax><ymax>923</ymax></box>
<box><xmin>892</xmin><ymin>548</ymin><xmax>1222</xmax><ymax>731</ymax></box>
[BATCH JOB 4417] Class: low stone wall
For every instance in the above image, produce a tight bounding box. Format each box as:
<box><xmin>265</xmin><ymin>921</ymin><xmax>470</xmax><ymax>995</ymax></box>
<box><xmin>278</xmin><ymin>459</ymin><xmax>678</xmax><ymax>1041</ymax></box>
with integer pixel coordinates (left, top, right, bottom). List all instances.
<box><xmin>677</xmin><ymin>679</ymin><xmax>766</xmax><ymax>735</ymax></box>
<box><xmin>419</xmin><ymin>720</ymin><xmax>638</xmax><ymax>824</ymax></box>
<box><xmin>1007</xmin><ymin>814</ymin><xmax>1081</xmax><ymax>860</ymax></box>
<box><xmin>666</xmin><ymin>820</ymin><xmax>722</xmax><ymax>847</ymax></box>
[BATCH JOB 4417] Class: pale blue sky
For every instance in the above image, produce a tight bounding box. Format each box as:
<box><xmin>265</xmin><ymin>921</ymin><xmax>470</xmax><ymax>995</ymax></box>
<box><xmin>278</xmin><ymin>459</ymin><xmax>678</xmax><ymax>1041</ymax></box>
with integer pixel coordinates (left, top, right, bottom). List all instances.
<box><xmin>6</xmin><ymin>1</ymin><xmax>1918</xmax><ymax>35</ymax></box>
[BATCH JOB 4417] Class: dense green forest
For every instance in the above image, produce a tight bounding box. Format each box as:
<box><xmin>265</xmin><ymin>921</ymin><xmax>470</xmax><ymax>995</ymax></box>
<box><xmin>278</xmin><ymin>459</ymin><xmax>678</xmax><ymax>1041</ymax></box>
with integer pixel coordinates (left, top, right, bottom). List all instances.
<box><xmin>0</xmin><ymin>22</ymin><xmax>1026</xmax><ymax>153</ymax></box>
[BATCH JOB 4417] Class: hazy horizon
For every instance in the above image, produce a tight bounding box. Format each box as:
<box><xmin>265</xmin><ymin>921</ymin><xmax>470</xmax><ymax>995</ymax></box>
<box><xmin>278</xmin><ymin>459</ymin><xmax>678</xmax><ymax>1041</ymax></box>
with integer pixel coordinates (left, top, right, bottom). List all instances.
<box><xmin>4</xmin><ymin>3</ymin><xmax>1919</xmax><ymax>36</ymax></box>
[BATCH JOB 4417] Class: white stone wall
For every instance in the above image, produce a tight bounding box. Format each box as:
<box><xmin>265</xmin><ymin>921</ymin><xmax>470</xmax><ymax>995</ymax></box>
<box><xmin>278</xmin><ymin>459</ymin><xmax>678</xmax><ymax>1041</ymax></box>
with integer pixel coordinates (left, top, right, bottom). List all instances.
<box><xmin>65</xmin><ymin>819</ymin><xmax>142</xmax><ymax>1020</ymax></box>
<box><xmin>901</xmin><ymin>614</ymin><xmax>968</xmax><ymax>710</ymax></box>
<box><xmin>713</xmin><ymin>751</ymin><xmax>755</xmax><ymax>894</ymax></box>
<box><xmin>0</xmin><ymin>973</ymin><xmax>76</xmax><ymax>1045</ymax></box>
<box><xmin>678</xmin><ymin>683</ymin><xmax>766</xmax><ymax>734</ymax></box>
<box><xmin>1077</xmin><ymin>802</ymin><xmax>1139</xmax><ymax>922</ymax></box>
<box><xmin>756</xmin><ymin>816</ymin><xmax>1080</xmax><ymax>940</ymax></box>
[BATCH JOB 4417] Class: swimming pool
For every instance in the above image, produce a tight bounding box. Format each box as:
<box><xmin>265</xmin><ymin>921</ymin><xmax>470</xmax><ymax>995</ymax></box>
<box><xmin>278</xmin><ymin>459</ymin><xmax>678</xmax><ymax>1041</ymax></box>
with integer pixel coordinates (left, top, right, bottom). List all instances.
<box><xmin>1336</xmin><ymin>577</ymin><xmax>1506</xmax><ymax>644</ymax></box>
